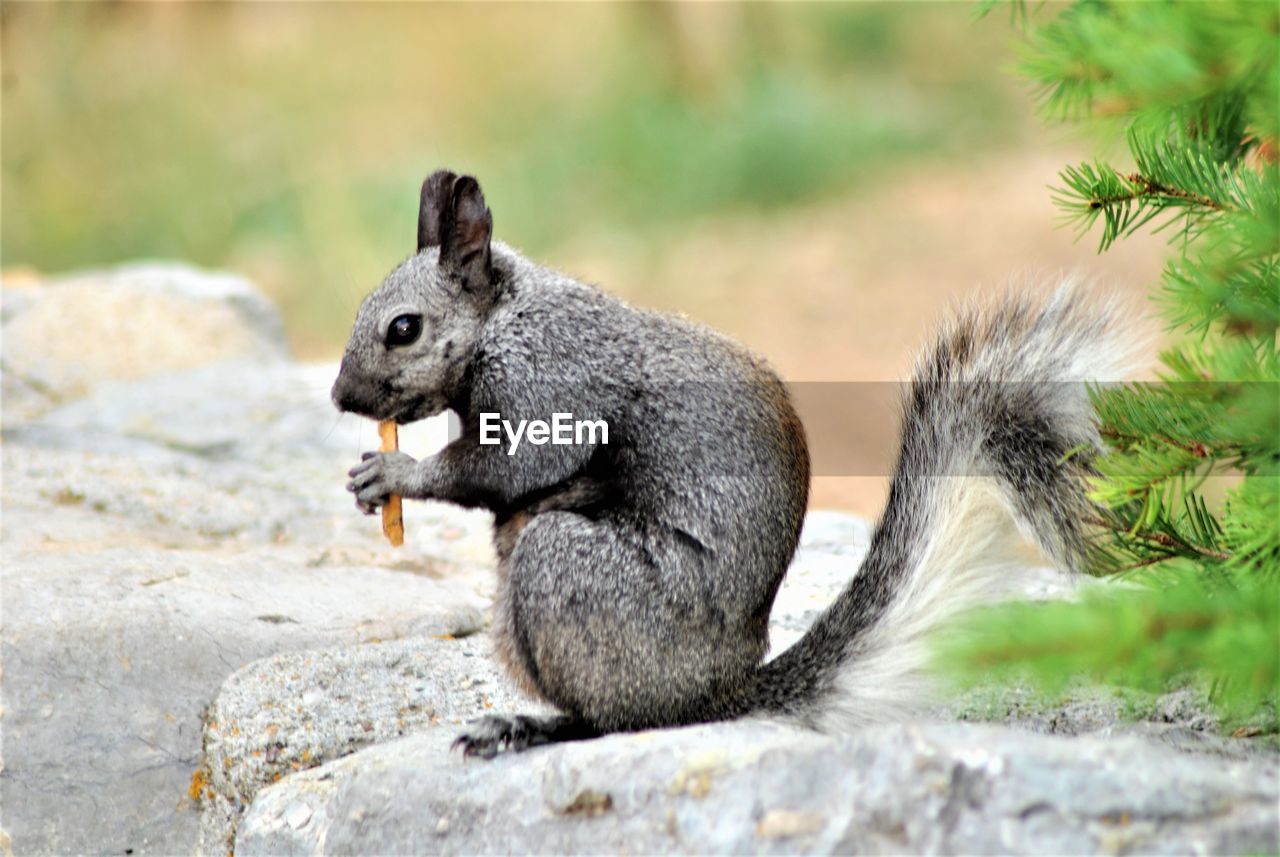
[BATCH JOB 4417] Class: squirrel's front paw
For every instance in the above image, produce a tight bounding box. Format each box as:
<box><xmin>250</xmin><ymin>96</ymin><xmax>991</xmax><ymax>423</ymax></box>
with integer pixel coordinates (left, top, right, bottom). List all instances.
<box><xmin>346</xmin><ymin>450</ymin><xmax>417</xmax><ymax>514</ymax></box>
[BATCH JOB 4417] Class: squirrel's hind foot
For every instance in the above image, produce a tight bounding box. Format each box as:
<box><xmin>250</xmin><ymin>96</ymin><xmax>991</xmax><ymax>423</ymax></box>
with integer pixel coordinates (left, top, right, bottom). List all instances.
<box><xmin>452</xmin><ymin>713</ymin><xmax>595</xmax><ymax>759</ymax></box>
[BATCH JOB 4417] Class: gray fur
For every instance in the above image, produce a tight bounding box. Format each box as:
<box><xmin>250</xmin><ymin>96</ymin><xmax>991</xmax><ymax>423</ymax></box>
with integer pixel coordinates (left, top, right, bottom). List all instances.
<box><xmin>337</xmin><ymin>172</ymin><xmax>808</xmax><ymax>752</ymax></box>
<box><xmin>333</xmin><ymin>172</ymin><xmax>1124</xmax><ymax>756</ymax></box>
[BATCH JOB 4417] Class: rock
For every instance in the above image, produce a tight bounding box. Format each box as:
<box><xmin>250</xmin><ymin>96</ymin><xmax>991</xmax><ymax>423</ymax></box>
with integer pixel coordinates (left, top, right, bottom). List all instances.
<box><xmin>0</xmin><ymin>264</ymin><xmax>495</xmax><ymax>855</ymax></box>
<box><xmin>5</xmin><ymin>344</ymin><xmax>487</xmax><ymax>562</ymax></box>
<box><xmin>0</xmin><ymin>261</ymin><xmax>289</xmax><ymax>423</ymax></box>
<box><xmin>945</xmin><ymin>683</ymin><xmax>1278</xmax><ymax>761</ymax></box>
<box><xmin>234</xmin><ymin>720</ymin><xmax>1279</xmax><ymax>855</ymax></box>
<box><xmin>199</xmin><ymin>504</ymin><xmax>1276</xmax><ymax>855</ymax></box>
<box><xmin>771</xmin><ymin>515</ymin><xmax>871</xmax><ymax>650</ymax></box>
<box><xmin>796</xmin><ymin>509</ymin><xmax>872</xmax><ymax>555</ymax></box>
<box><xmin>204</xmin><ymin>500</ymin><xmax>1277</xmax><ymax>855</ymax></box>
<box><xmin>11</xmin><ymin>360</ymin><xmax>461</xmax><ymax>465</ymax></box>
<box><xmin>195</xmin><ymin>634</ymin><xmax>548</xmax><ymax>855</ymax></box>
<box><xmin>0</xmin><ymin>490</ymin><xmax>490</xmax><ymax>856</ymax></box>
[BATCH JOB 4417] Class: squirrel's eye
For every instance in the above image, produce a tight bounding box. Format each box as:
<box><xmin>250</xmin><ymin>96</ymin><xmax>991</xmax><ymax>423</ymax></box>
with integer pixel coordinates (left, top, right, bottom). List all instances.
<box><xmin>385</xmin><ymin>314</ymin><xmax>422</xmax><ymax>348</ymax></box>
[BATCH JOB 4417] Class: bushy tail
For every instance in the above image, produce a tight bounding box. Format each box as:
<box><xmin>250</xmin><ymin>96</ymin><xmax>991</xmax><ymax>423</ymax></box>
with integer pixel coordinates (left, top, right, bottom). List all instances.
<box><xmin>747</xmin><ymin>283</ymin><xmax>1134</xmax><ymax>729</ymax></box>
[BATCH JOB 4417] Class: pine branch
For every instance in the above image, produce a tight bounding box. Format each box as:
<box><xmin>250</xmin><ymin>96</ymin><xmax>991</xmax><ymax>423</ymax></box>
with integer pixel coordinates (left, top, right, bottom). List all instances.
<box><xmin>1117</xmin><ymin>172</ymin><xmax>1226</xmax><ymax>213</ymax></box>
<box><xmin>1221</xmin><ymin>476</ymin><xmax>1280</xmax><ymax>576</ymax></box>
<box><xmin>1159</xmin><ymin>254</ymin><xmax>1280</xmax><ymax>336</ymax></box>
<box><xmin>1054</xmin><ymin>129</ymin><xmax>1263</xmax><ymax>251</ymax></box>
<box><xmin>954</xmin><ymin>0</ymin><xmax>1280</xmax><ymax>727</ymax></box>
<box><xmin>1098</xmin><ymin>426</ymin><xmax>1219</xmax><ymax>459</ymax></box>
<box><xmin>1085</xmin><ymin>514</ymin><xmax>1231</xmax><ymax>563</ymax></box>
<box><xmin>1014</xmin><ymin>2</ymin><xmax>1280</xmax><ymax>127</ymax></box>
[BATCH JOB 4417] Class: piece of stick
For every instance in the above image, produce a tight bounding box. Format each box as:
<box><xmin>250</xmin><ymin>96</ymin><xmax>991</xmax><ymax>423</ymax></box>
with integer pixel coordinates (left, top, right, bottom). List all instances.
<box><xmin>377</xmin><ymin>420</ymin><xmax>405</xmax><ymax>547</ymax></box>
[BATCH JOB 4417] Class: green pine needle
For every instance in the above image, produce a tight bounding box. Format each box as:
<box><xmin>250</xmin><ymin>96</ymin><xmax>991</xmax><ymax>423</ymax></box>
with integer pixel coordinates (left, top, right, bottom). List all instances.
<box><xmin>947</xmin><ymin>0</ymin><xmax>1280</xmax><ymax>726</ymax></box>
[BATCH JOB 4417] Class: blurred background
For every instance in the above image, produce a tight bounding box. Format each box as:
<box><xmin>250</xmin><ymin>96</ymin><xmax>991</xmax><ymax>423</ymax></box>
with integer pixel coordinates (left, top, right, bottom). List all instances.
<box><xmin>1</xmin><ymin>2</ymin><xmax>1166</xmax><ymax>515</ymax></box>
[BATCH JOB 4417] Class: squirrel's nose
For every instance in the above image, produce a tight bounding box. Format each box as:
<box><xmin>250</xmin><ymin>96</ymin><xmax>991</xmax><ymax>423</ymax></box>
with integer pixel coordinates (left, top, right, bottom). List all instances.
<box><xmin>329</xmin><ymin>374</ymin><xmax>349</xmax><ymax>412</ymax></box>
<box><xmin>330</xmin><ymin>369</ymin><xmax>372</xmax><ymax>415</ymax></box>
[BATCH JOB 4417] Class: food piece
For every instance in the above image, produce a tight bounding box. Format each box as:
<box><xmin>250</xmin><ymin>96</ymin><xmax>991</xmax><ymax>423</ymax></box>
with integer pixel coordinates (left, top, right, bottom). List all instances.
<box><xmin>377</xmin><ymin>420</ymin><xmax>405</xmax><ymax>547</ymax></box>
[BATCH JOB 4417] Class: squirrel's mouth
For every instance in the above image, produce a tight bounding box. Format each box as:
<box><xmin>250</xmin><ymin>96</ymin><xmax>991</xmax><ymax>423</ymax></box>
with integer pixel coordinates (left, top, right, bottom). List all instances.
<box><xmin>331</xmin><ymin>366</ymin><xmax>445</xmax><ymax>424</ymax></box>
<box><xmin>393</xmin><ymin>394</ymin><xmax>447</xmax><ymax>425</ymax></box>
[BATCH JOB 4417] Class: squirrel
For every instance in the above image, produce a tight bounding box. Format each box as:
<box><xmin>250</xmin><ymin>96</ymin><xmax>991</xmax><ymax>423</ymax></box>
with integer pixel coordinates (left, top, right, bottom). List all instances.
<box><xmin>333</xmin><ymin>170</ymin><xmax>1127</xmax><ymax>758</ymax></box>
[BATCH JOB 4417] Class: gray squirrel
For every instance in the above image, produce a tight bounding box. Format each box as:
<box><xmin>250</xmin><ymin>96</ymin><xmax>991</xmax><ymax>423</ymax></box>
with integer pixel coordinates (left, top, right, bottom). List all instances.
<box><xmin>333</xmin><ymin>170</ymin><xmax>1127</xmax><ymax>758</ymax></box>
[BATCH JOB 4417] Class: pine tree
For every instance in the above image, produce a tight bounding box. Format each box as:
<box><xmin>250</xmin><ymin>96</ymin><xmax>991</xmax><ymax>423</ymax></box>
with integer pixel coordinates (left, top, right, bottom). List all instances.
<box><xmin>948</xmin><ymin>0</ymin><xmax>1279</xmax><ymax>726</ymax></box>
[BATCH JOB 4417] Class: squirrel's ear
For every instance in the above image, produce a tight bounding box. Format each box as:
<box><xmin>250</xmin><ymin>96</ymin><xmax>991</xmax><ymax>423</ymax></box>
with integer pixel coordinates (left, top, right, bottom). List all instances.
<box><xmin>439</xmin><ymin>175</ymin><xmax>494</xmax><ymax>294</ymax></box>
<box><xmin>418</xmin><ymin>169</ymin><xmax>458</xmax><ymax>252</ymax></box>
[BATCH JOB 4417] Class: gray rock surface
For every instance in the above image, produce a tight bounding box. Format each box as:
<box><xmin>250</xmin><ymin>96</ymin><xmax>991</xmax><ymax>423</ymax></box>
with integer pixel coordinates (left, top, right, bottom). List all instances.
<box><xmin>192</xmin><ymin>512</ymin><xmax>877</xmax><ymax>855</ymax></box>
<box><xmin>195</xmin><ymin>633</ymin><xmax>549</xmax><ymax>855</ymax></box>
<box><xmin>1</xmin><ymin>262</ymin><xmax>289</xmax><ymax>423</ymax></box>
<box><xmin>0</xmin><ymin>536</ymin><xmax>485</xmax><ymax>855</ymax></box>
<box><xmin>0</xmin><ymin>263</ymin><xmax>492</xmax><ymax>855</ymax></box>
<box><xmin>203</xmin><ymin>511</ymin><xmax>1277</xmax><ymax>856</ymax></box>
<box><xmin>235</xmin><ymin>720</ymin><xmax>1278</xmax><ymax>856</ymax></box>
<box><xmin>192</xmin><ymin>514</ymin><xmax>880</xmax><ymax>854</ymax></box>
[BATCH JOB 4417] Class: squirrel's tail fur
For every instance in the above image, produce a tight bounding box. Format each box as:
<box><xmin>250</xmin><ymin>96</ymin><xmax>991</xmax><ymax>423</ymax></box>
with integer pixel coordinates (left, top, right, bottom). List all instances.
<box><xmin>746</xmin><ymin>283</ymin><xmax>1133</xmax><ymax>729</ymax></box>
